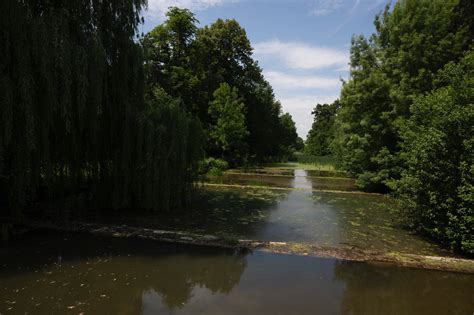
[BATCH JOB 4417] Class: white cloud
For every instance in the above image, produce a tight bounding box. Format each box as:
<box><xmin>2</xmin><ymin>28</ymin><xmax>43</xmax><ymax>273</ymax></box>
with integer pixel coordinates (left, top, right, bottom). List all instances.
<box><xmin>146</xmin><ymin>0</ymin><xmax>233</xmax><ymax>19</ymax></box>
<box><xmin>277</xmin><ymin>95</ymin><xmax>338</xmax><ymax>138</ymax></box>
<box><xmin>310</xmin><ymin>0</ymin><xmax>343</xmax><ymax>16</ymax></box>
<box><xmin>264</xmin><ymin>71</ymin><xmax>341</xmax><ymax>90</ymax></box>
<box><xmin>253</xmin><ymin>39</ymin><xmax>348</xmax><ymax>70</ymax></box>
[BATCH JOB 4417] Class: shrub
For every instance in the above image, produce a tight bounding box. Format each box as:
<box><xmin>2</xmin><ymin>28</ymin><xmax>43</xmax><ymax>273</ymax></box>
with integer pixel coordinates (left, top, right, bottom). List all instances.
<box><xmin>199</xmin><ymin>158</ymin><xmax>229</xmax><ymax>176</ymax></box>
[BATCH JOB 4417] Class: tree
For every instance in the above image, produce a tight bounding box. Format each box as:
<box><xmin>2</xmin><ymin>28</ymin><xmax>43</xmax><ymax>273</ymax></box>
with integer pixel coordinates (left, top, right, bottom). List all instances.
<box><xmin>334</xmin><ymin>0</ymin><xmax>472</xmax><ymax>191</ymax></box>
<box><xmin>278</xmin><ymin>113</ymin><xmax>299</xmax><ymax>157</ymax></box>
<box><xmin>142</xmin><ymin>11</ymin><xmax>296</xmax><ymax>164</ymax></box>
<box><xmin>208</xmin><ymin>83</ymin><xmax>249</xmax><ymax>165</ymax></box>
<box><xmin>295</xmin><ymin>137</ymin><xmax>305</xmax><ymax>152</ymax></box>
<box><xmin>375</xmin><ymin>0</ymin><xmax>471</xmax><ymax>117</ymax></box>
<box><xmin>141</xmin><ymin>7</ymin><xmax>199</xmax><ymax>113</ymax></box>
<box><xmin>305</xmin><ymin>100</ymin><xmax>340</xmax><ymax>156</ymax></box>
<box><xmin>332</xmin><ymin>35</ymin><xmax>394</xmax><ymax>191</ymax></box>
<box><xmin>330</xmin><ymin>0</ymin><xmax>474</xmax><ymax>252</ymax></box>
<box><xmin>194</xmin><ymin>19</ymin><xmax>291</xmax><ymax>161</ymax></box>
<box><xmin>0</xmin><ymin>0</ymin><xmax>147</xmax><ymax>217</ymax></box>
<box><xmin>0</xmin><ymin>1</ymin><xmax>206</xmax><ymax>219</ymax></box>
<box><xmin>392</xmin><ymin>49</ymin><xmax>474</xmax><ymax>254</ymax></box>
<box><xmin>136</xmin><ymin>87</ymin><xmax>204</xmax><ymax>211</ymax></box>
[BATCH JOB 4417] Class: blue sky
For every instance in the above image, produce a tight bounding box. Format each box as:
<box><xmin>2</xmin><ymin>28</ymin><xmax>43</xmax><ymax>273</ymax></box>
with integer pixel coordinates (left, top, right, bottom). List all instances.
<box><xmin>143</xmin><ymin>0</ymin><xmax>390</xmax><ymax>138</ymax></box>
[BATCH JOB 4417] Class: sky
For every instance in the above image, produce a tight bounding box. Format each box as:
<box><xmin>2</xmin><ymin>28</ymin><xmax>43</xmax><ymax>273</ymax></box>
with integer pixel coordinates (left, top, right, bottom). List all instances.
<box><xmin>142</xmin><ymin>0</ymin><xmax>390</xmax><ymax>138</ymax></box>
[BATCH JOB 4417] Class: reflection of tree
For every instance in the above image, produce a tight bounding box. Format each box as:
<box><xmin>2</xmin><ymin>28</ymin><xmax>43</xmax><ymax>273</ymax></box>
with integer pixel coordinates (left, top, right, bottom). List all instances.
<box><xmin>146</xmin><ymin>251</ymin><xmax>247</xmax><ymax>309</ymax></box>
<box><xmin>0</xmin><ymin>234</ymin><xmax>248</xmax><ymax>313</ymax></box>
<box><xmin>333</xmin><ymin>260</ymin><xmax>474</xmax><ymax>315</ymax></box>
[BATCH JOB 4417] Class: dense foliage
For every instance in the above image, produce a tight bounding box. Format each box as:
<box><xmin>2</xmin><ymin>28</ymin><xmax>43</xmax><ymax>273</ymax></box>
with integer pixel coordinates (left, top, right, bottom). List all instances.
<box><xmin>334</xmin><ymin>0</ymin><xmax>472</xmax><ymax>191</ymax></box>
<box><xmin>331</xmin><ymin>0</ymin><xmax>473</xmax><ymax>252</ymax></box>
<box><xmin>393</xmin><ymin>50</ymin><xmax>473</xmax><ymax>253</ymax></box>
<box><xmin>142</xmin><ymin>8</ymin><xmax>299</xmax><ymax>164</ymax></box>
<box><xmin>0</xmin><ymin>1</ymin><xmax>203</xmax><ymax>218</ymax></box>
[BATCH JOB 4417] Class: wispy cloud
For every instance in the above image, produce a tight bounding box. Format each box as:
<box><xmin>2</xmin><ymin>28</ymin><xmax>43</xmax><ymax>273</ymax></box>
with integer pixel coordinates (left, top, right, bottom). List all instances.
<box><xmin>253</xmin><ymin>40</ymin><xmax>348</xmax><ymax>71</ymax></box>
<box><xmin>310</xmin><ymin>0</ymin><xmax>387</xmax><ymax>19</ymax></box>
<box><xmin>264</xmin><ymin>71</ymin><xmax>341</xmax><ymax>90</ymax></box>
<box><xmin>146</xmin><ymin>0</ymin><xmax>234</xmax><ymax>19</ymax></box>
<box><xmin>277</xmin><ymin>95</ymin><xmax>339</xmax><ymax>138</ymax></box>
<box><xmin>310</xmin><ymin>0</ymin><xmax>343</xmax><ymax>16</ymax></box>
<box><xmin>254</xmin><ymin>39</ymin><xmax>347</xmax><ymax>137</ymax></box>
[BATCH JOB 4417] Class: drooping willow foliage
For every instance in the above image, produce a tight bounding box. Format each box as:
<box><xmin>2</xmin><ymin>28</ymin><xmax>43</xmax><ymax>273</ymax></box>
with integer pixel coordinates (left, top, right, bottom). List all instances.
<box><xmin>136</xmin><ymin>87</ymin><xmax>204</xmax><ymax>212</ymax></box>
<box><xmin>0</xmin><ymin>0</ymin><xmax>204</xmax><ymax>219</ymax></box>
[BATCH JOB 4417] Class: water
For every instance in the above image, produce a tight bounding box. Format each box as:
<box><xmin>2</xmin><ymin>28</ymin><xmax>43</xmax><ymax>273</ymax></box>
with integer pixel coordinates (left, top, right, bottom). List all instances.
<box><xmin>100</xmin><ymin>170</ymin><xmax>448</xmax><ymax>255</ymax></box>
<box><xmin>1</xmin><ymin>232</ymin><xmax>473</xmax><ymax>315</ymax></box>
<box><xmin>207</xmin><ymin>169</ymin><xmax>357</xmax><ymax>191</ymax></box>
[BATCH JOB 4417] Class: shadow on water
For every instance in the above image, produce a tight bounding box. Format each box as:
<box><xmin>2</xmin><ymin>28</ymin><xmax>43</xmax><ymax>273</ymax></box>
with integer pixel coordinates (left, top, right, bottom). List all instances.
<box><xmin>86</xmin><ymin>186</ymin><xmax>288</xmax><ymax>239</ymax></box>
<box><xmin>86</xmin><ymin>170</ymin><xmax>451</xmax><ymax>256</ymax></box>
<box><xmin>0</xmin><ymin>231</ymin><xmax>473</xmax><ymax>314</ymax></box>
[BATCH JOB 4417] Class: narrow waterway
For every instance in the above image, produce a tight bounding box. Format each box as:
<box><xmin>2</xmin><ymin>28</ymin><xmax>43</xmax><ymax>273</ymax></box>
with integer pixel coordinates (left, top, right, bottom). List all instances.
<box><xmin>101</xmin><ymin>169</ymin><xmax>448</xmax><ymax>255</ymax></box>
<box><xmin>1</xmin><ymin>232</ymin><xmax>473</xmax><ymax>315</ymax></box>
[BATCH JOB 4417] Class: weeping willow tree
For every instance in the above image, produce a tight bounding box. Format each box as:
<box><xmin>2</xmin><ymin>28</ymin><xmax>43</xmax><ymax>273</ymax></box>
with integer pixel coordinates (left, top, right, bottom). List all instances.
<box><xmin>0</xmin><ymin>0</ymin><xmax>203</xmax><ymax>220</ymax></box>
<box><xmin>135</xmin><ymin>87</ymin><xmax>204</xmax><ymax>212</ymax></box>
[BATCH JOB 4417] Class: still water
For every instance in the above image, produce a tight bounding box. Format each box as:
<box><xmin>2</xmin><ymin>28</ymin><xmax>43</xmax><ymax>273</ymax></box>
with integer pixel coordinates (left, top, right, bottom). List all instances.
<box><xmin>100</xmin><ymin>170</ymin><xmax>448</xmax><ymax>256</ymax></box>
<box><xmin>1</xmin><ymin>232</ymin><xmax>473</xmax><ymax>315</ymax></box>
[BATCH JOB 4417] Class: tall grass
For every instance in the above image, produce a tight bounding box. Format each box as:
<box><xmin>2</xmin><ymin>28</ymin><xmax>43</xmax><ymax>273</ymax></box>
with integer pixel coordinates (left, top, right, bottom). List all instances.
<box><xmin>295</xmin><ymin>154</ymin><xmax>338</xmax><ymax>171</ymax></box>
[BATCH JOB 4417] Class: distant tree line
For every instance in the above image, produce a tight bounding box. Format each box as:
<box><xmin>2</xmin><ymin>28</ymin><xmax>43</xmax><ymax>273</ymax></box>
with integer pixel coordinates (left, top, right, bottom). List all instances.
<box><xmin>305</xmin><ymin>0</ymin><xmax>473</xmax><ymax>254</ymax></box>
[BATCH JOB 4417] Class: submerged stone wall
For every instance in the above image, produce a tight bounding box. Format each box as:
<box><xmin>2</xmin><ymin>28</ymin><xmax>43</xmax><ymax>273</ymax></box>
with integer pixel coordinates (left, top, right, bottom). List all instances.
<box><xmin>18</xmin><ymin>221</ymin><xmax>474</xmax><ymax>274</ymax></box>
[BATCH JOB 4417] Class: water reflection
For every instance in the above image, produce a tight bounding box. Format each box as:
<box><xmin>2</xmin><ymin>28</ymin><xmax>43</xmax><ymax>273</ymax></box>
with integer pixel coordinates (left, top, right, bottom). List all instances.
<box><xmin>333</xmin><ymin>260</ymin><xmax>474</xmax><ymax>315</ymax></box>
<box><xmin>206</xmin><ymin>169</ymin><xmax>357</xmax><ymax>191</ymax></box>
<box><xmin>89</xmin><ymin>171</ymin><xmax>449</xmax><ymax>255</ymax></box>
<box><xmin>0</xmin><ymin>232</ymin><xmax>473</xmax><ymax>315</ymax></box>
<box><xmin>292</xmin><ymin>169</ymin><xmax>313</xmax><ymax>189</ymax></box>
<box><xmin>0</xmin><ymin>232</ymin><xmax>248</xmax><ymax>313</ymax></box>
